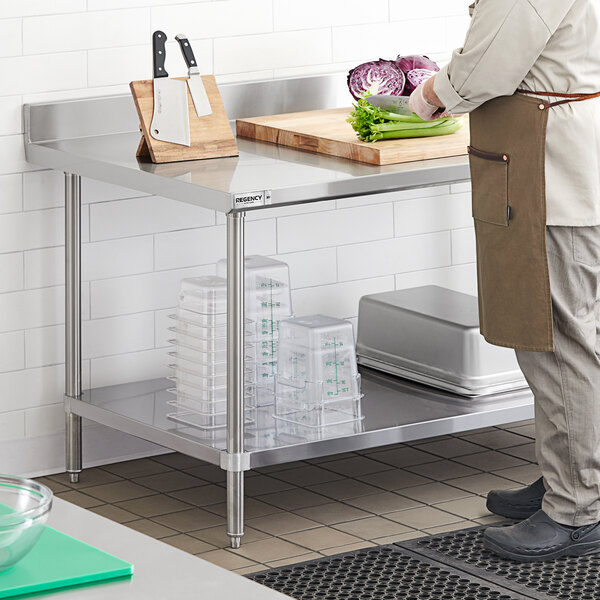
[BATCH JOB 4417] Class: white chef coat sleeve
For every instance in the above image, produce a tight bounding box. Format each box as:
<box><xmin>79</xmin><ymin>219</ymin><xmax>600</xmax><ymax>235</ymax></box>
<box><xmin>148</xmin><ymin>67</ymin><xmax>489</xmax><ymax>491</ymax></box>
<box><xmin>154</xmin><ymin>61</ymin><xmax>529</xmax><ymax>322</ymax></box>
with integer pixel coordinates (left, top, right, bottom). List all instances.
<box><xmin>433</xmin><ymin>0</ymin><xmax>554</xmax><ymax>114</ymax></box>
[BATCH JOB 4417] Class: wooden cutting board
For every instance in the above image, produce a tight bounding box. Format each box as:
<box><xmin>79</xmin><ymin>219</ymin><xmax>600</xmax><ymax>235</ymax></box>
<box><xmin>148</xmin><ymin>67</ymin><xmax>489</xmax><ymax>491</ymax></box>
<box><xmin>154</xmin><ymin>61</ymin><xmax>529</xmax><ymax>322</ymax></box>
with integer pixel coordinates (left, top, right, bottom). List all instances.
<box><xmin>236</xmin><ymin>107</ymin><xmax>469</xmax><ymax>166</ymax></box>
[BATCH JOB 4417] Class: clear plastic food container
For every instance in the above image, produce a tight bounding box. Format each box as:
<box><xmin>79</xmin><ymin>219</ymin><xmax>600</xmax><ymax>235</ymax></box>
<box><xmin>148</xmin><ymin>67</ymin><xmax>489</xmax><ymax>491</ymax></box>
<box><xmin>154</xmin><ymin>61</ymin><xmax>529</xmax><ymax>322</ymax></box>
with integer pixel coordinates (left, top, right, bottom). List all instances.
<box><xmin>278</xmin><ymin>314</ymin><xmax>357</xmax><ymax>356</ymax></box>
<box><xmin>251</xmin><ymin>331</ymin><xmax>282</xmax><ymax>360</ymax></box>
<box><xmin>277</xmin><ymin>344</ymin><xmax>359</xmax><ymax>394</ymax></box>
<box><xmin>166</xmin><ymin>388</ymin><xmax>256</xmax><ymax>413</ymax></box>
<box><xmin>275</xmin><ymin>374</ymin><xmax>362</xmax><ymax>406</ymax></box>
<box><xmin>167</xmin><ymin>403</ymin><xmax>256</xmax><ymax>430</ymax></box>
<box><xmin>168</xmin><ymin>345</ymin><xmax>255</xmax><ymax>368</ymax></box>
<box><xmin>254</xmin><ymin>354</ymin><xmax>278</xmax><ymax>404</ymax></box>
<box><xmin>249</xmin><ymin>336</ymin><xmax>280</xmax><ymax>361</ymax></box>
<box><xmin>169</xmin><ymin>368</ymin><xmax>256</xmax><ymax>392</ymax></box>
<box><xmin>247</xmin><ymin>334</ymin><xmax>285</xmax><ymax>405</ymax></box>
<box><xmin>169</xmin><ymin>380</ymin><xmax>257</xmax><ymax>403</ymax></box>
<box><xmin>255</xmin><ymin>386</ymin><xmax>276</xmax><ymax>407</ymax></box>
<box><xmin>169</xmin><ymin>334</ymin><xmax>228</xmax><ymax>352</ymax></box>
<box><xmin>171</xmin><ymin>381</ymin><xmax>226</xmax><ymax>402</ymax></box>
<box><xmin>169</xmin><ymin>308</ymin><xmax>228</xmax><ymax>328</ymax></box>
<box><xmin>277</xmin><ymin>315</ymin><xmax>359</xmax><ymax>390</ymax></box>
<box><xmin>217</xmin><ymin>255</ymin><xmax>292</xmax><ymax>348</ymax></box>
<box><xmin>255</xmin><ymin>292</ymin><xmax>292</xmax><ymax>321</ymax></box>
<box><xmin>170</xmin><ymin>307</ymin><xmax>228</xmax><ymax>330</ymax></box>
<box><xmin>216</xmin><ymin>256</ymin><xmax>295</xmax><ymax>409</ymax></box>
<box><xmin>274</xmin><ymin>417</ymin><xmax>365</xmax><ymax>443</ymax></box>
<box><xmin>179</xmin><ymin>275</ymin><xmax>228</xmax><ymax>314</ymax></box>
<box><xmin>167</xmin><ymin>358</ymin><xmax>227</xmax><ymax>378</ymax></box>
<box><xmin>169</xmin><ymin>313</ymin><xmax>256</xmax><ymax>341</ymax></box>
<box><xmin>256</xmin><ymin>361</ymin><xmax>277</xmax><ymax>383</ymax></box>
<box><xmin>274</xmin><ymin>392</ymin><xmax>364</xmax><ymax>428</ymax></box>
<box><xmin>216</xmin><ymin>255</ymin><xmax>293</xmax><ymax>317</ymax></box>
<box><xmin>255</xmin><ymin>313</ymin><xmax>291</xmax><ymax>340</ymax></box>
<box><xmin>169</xmin><ymin>359</ymin><xmax>257</xmax><ymax>389</ymax></box>
<box><xmin>169</xmin><ymin>322</ymin><xmax>228</xmax><ymax>342</ymax></box>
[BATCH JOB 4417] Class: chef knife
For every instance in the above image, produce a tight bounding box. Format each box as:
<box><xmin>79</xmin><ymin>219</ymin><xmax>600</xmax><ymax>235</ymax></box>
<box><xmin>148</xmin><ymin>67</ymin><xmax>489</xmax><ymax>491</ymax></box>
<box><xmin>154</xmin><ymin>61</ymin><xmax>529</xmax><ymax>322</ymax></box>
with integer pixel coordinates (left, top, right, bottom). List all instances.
<box><xmin>150</xmin><ymin>30</ymin><xmax>191</xmax><ymax>146</ymax></box>
<box><xmin>175</xmin><ymin>34</ymin><xmax>212</xmax><ymax>118</ymax></box>
<box><xmin>367</xmin><ymin>94</ymin><xmax>413</xmax><ymax>115</ymax></box>
<box><xmin>368</xmin><ymin>94</ymin><xmax>445</xmax><ymax>118</ymax></box>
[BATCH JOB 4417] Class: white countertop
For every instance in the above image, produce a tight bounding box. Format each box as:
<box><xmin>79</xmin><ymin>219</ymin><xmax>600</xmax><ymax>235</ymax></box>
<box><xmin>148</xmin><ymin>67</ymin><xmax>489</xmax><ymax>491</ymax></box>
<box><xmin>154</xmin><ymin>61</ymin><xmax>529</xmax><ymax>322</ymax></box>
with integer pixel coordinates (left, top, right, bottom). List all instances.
<box><xmin>41</xmin><ymin>498</ymin><xmax>290</xmax><ymax>600</ymax></box>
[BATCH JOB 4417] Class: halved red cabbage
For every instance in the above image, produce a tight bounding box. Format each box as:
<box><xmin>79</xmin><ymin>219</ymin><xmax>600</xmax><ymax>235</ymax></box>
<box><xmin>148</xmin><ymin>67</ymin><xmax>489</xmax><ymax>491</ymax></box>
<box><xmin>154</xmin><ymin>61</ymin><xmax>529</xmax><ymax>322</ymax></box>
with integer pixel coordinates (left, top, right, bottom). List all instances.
<box><xmin>395</xmin><ymin>54</ymin><xmax>440</xmax><ymax>74</ymax></box>
<box><xmin>396</xmin><ymin>55</ymin><xmax>440</xmax><ymax>95</ymax></box>
<box><xmin>406</xmin><ymin>68</ymin><xmax>437</xmax><ymax>93</ymax></box>
<box><xmin>347</xmin><ymin>59</ymin><xmax>406</xmax><ymax>100</ymax></box>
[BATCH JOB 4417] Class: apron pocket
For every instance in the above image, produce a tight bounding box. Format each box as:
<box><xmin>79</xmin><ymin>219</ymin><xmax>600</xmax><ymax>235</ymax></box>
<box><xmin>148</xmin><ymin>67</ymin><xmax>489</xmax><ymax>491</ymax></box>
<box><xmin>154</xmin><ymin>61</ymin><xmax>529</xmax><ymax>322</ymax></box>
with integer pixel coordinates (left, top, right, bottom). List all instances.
<box><xmin>468</xmin><ymin>145</ymin><xmax>510</xmax><ymax>227</ymax></box>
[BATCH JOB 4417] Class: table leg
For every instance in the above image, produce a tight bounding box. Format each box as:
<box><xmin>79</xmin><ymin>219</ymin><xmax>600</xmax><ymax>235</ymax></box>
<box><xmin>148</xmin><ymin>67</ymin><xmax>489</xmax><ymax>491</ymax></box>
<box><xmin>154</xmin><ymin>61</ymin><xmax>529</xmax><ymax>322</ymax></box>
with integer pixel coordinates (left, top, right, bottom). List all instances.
<box><xmin>226</xmin><ymin>211</ymin><xmax>246</xmax><ymax>549</ymax></box>
<box><xmin>65</xmin><ymin>173</ymin><xmax>82</xmax><ymax>484</ymax></box>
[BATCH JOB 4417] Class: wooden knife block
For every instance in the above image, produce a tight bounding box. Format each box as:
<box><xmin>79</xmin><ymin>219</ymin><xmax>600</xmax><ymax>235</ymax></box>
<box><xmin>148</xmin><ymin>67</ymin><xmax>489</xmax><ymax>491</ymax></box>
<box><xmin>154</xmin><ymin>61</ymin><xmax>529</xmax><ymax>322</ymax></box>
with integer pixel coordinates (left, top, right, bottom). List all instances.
<box><xmin>130</xmin><ymin>75</ymin><xmax>238</xmax><ymax>163</ymax></box>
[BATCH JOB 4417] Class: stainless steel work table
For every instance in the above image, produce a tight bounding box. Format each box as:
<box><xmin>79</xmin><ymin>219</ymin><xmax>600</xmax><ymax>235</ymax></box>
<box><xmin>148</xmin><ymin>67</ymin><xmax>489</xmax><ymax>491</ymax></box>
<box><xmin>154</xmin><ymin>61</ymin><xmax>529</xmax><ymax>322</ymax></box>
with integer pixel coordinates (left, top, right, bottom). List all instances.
<box><xmin>24</xmin><ymin>73</ymin><xmax>534</xmax><ymax>548</ymax></box>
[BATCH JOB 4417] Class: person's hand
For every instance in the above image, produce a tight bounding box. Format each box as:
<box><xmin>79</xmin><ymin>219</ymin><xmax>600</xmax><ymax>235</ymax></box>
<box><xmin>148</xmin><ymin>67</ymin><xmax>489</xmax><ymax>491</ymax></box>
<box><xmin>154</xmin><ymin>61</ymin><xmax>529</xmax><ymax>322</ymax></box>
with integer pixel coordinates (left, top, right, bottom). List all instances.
<box><xmin>409</xmin><ymin>77</ymin><xmax>448</xmax><ymax>120</ymax></box>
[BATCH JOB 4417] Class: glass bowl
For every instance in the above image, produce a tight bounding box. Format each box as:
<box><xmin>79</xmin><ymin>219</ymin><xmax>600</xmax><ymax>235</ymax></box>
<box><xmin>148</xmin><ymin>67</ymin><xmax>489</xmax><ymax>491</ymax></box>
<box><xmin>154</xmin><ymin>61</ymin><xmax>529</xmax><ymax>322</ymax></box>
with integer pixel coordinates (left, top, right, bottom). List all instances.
<box><xmin>0</xmin><ymin>476</ymin><xmax>53</xmax><ymax>572</ymax></box>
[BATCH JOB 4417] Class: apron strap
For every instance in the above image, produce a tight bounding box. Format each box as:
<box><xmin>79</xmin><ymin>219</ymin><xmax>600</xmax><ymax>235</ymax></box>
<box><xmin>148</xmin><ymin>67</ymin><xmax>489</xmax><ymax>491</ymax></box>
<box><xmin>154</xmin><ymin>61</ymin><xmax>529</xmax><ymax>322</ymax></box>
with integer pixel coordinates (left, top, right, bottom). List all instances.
<box><xmin>516</xmin><ymin>89</ymin><xmax>600</xmax><ymax>109</ymax></box>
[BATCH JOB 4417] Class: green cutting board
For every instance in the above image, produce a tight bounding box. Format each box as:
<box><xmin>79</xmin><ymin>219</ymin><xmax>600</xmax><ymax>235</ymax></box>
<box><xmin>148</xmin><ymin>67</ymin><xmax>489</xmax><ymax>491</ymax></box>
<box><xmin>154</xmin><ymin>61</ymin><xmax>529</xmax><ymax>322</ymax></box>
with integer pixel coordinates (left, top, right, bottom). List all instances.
<box><xmin>0</xmin><ymin>525</ymin><xmax>133</xmax><ymax>598</ymax></box>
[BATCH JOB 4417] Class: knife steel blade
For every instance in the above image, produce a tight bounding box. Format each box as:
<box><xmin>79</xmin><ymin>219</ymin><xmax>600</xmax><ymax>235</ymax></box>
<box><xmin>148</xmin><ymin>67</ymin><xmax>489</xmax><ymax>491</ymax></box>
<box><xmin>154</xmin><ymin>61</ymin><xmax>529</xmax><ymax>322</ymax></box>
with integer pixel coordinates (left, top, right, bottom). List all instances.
<box><xmin>368</xmin><ymin>94</ymin><xmax>446</xmax><ymax>118</ymax></box>
<box><xmin>367</xmin><ymin>94</ymin><xmax>413</xmax><ymax>116</ymax></box>
<box><xmin>150</xmin><ymin>30</ymin><xmax>191</xmax><ymax>147</ymax></box>
<box><xmin>175</xmin><ymin>34</ymin><xmax>212</xmax><ymax>118</ymax></box>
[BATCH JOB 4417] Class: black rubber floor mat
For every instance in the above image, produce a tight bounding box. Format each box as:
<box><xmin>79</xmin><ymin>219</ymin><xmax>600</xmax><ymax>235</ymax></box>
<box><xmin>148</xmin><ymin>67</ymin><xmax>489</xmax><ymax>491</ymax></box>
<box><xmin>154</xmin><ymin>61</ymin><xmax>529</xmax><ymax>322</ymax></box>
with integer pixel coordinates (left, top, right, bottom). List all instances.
<box><xmin>248</xmin><ymin>545</ymin><xmax>528</xmax><ymax>600</ymax></box>
<box><xmin>401</xmin><ymin>523</ymin><xmax>600</xmax><ymax>600</ymax></box>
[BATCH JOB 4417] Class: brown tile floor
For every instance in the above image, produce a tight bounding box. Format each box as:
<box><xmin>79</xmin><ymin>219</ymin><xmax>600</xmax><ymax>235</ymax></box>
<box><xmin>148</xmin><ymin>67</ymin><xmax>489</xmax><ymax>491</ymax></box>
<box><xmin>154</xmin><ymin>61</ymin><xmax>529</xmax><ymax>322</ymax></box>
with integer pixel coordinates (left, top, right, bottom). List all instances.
<box><xmin>36</xmin><ymin>419</ymin><xmax>537</xmax><ymax>576</ymax></box>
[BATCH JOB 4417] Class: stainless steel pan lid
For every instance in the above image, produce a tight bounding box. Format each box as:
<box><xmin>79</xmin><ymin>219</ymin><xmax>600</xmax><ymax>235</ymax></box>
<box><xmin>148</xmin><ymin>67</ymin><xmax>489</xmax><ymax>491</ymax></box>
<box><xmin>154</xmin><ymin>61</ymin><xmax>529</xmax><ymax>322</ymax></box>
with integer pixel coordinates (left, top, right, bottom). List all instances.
<box><xmin>356</xmin><ymin>286</ymin><xmax>528</xmax><ymax>397</ymax></box>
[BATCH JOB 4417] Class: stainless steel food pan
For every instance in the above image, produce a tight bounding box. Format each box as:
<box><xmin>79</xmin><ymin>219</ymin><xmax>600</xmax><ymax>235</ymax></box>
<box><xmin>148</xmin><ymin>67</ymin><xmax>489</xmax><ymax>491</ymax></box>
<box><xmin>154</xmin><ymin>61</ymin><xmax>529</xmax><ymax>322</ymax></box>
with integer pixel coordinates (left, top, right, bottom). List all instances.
<box><xmin>356</xmin><ymin>286</ymin><xmax>528</xmax><ymax>397</ymax></box>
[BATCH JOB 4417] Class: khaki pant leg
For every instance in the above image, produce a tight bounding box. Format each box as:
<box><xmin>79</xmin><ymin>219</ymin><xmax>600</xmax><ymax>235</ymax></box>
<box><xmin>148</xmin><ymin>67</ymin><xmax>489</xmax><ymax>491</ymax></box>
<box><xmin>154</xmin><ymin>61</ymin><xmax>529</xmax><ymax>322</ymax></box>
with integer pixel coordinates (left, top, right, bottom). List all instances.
<box><xmin>514</xmin><ymin>225</ymin><xmax>600</xmax><ymax>526</ymax></box>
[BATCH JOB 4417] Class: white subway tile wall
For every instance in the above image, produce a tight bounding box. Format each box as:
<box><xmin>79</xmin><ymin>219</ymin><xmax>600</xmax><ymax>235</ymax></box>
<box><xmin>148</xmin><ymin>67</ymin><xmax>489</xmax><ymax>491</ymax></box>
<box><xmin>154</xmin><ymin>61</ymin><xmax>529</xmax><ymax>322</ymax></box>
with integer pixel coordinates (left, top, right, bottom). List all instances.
<box><xmin>451</xmin><ymin>227</ymin><xmax>477</xmax><ymax>265</ymax></box>
<box><xmin>0</xmin><ymin>134</ymin><xmax>35</xmax><ymax>175</ymax></box>
<box><xmin>337</xmin><ymin>231</ymin><xmax>452</xmax><ymax>282</ymax></box>
<box><xmin>0</xmin><ymin>0</ymin><xmax>475</xmax><ymax>475</ymax></box>
<box><xmin>0</xmin><ymin>52</ymin><xmax>87</xmax><ymax>96</ymax></box>
<box><xmin>0</xmin><ymin>174</ymin><xmax>22</xmax><ymax>212</ymax></box>
<box><xmin>277</xmin><ymin>204</ymin><xmax>394</xmax><ymax>254</ymax></box>
<box><xmin>0</xmin><ymin>19</ymin><xmax>21</xmax><ymax>58</ymax></box>
<box><xmin>273</xmin><ymin>0</ymin><xmax>389</xmax><ymax>30</ymax></box>
<box><xmin>389</xmin><ymin>0</ymin><xmax>467</xmax><ymax>20</ymax></box>
<box><xmin>22</xmin><ymin>9</ymin><xmax>150</xmax><ymax>54</ymax></box>
<box><xmin>214</xmin><ymin>29</ymin><xmax>333</xmax><ymax>74</ymax></box>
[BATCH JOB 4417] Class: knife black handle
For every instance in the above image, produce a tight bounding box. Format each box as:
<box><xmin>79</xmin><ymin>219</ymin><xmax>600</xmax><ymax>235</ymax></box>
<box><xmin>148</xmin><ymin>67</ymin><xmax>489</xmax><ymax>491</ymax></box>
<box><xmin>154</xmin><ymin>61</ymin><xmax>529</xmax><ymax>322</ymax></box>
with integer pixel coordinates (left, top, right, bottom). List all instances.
<box><xmin>175</xmin><ymin>34</ymin><xmax>197</xmax><ymax>69</ymax></box>
<box><xmin>152</xmin><ymin>30</ymin><xmax>168</xmax><ymax>78</ymax></box>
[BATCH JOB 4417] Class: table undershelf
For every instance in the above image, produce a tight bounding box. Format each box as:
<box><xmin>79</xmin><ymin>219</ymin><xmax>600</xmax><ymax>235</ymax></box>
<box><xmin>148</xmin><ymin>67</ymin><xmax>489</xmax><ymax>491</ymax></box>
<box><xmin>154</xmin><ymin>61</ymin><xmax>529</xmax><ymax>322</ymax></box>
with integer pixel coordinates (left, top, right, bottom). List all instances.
<box><xmin>68</xmin><ymin>367</ymin><xmax>534</xmax><ymax>470</ymax></box>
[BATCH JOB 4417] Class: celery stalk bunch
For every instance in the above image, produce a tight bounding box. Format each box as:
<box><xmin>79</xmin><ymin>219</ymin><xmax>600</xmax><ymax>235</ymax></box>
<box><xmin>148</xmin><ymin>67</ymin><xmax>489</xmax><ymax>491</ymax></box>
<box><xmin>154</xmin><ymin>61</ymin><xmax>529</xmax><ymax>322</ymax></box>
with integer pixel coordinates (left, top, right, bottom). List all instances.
<box><xmin>347</xmin><ymin>97</ymin><xmax>462</xmax><ymax>142</ymax></box>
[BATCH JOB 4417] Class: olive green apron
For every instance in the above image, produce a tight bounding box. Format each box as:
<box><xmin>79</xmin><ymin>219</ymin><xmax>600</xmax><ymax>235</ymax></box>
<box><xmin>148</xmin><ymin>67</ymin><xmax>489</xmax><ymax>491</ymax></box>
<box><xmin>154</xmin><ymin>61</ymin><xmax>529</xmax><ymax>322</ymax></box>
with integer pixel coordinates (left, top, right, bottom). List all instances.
<box><xmin>468</xmin><ymin>90</ymin><xmax>600</xmax><ymax>352</ymax></box>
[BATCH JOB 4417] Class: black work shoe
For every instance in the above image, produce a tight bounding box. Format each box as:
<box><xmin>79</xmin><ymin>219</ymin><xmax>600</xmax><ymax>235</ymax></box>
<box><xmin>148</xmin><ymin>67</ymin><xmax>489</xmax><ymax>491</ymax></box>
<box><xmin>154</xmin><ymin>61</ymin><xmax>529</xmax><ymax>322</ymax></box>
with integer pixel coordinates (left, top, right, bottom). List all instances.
<box><xmin>484</xmin><ymin>510</ymin><xmax>600</xmax><ymax>562</ymax></box>
<box><xmin>486</xmin><ymin>477</ymin><xmax>545</xmax><ymax>519</ymax></box>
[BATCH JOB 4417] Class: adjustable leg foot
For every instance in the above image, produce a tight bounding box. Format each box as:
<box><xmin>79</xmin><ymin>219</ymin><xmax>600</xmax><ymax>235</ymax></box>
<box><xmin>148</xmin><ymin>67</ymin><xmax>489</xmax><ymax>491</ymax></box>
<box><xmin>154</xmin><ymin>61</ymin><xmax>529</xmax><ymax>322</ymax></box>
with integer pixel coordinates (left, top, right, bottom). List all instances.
<box><xmin>227</xmin><ymin>471</ymin><xmax>244</xmax><ymax>547</ymax></box>
<box><xmin>66</xmin><ymin>411</ymin><xmax>82</xmax><ymax>484</ymax></box>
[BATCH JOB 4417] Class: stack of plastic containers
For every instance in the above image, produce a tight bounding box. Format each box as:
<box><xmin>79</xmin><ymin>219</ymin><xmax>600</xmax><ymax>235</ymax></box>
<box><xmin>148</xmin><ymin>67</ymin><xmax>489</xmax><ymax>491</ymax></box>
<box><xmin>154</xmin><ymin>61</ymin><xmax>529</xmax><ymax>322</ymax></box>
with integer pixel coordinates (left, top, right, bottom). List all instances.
<box><xmin>274</xmin><ymin>315</ymin><xmax>364</xmax><ymax>429</ymax></box>
<box><xmin>166</xmin><ymin>275</ymin><xmax>256</xmax><ymax>430</ymax></box>
<box><xmin>217</xmin><ymin>256</ymin><xmax>293</xmax><ymax>406</ymax></box>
